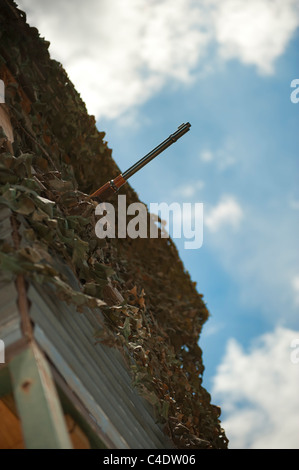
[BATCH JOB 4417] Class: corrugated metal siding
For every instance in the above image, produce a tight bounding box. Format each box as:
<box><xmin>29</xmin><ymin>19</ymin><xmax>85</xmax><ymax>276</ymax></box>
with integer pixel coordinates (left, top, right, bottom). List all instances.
<box><xmin>28</xmin><ymin>281</ymin><xmax>172</xmax><ymax>449</ymax></box>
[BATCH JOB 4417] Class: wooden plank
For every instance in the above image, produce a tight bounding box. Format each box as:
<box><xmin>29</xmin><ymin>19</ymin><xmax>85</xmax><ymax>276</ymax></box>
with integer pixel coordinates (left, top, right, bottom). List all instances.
<box><xmin>9</xmin><ymin>343</ymin><xmax>72</xmax><ymax>449</ymax></box>
<box><xmin>0</xmin><ymin>399</ymin><xmax>24</xmax><ymax>449</ymax></box>
<box><xmin>64</xmin><ymin>414</ymin><xmax>90</xmax><ymax>449</ymax></box>
<box><xmin>34</xmin><ymin>324</ymin><xmax>128</xmax><ymax>449</ymax></box>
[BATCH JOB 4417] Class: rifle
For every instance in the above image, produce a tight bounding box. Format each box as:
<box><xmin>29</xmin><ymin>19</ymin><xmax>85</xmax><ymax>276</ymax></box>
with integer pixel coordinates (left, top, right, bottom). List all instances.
<box><xmin>90</xmin><ymin>122</ymin><xmax>191</xmax><ymax>200</ymax></box>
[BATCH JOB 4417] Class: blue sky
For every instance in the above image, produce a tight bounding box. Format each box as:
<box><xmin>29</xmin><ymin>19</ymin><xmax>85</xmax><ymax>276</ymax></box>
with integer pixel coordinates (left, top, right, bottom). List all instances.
<box><xmin>18</xmin><ymin>0</ymin><xmax>299</xmax><ymax>449</ymax></box>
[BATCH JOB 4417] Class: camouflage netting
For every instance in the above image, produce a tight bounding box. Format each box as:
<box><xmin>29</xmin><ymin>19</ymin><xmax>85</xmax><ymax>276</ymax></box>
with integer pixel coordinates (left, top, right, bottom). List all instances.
<box><xmin>0</xmin><ymin>0</ymin><xmax>228</xmax><ymax>449</ymax></box>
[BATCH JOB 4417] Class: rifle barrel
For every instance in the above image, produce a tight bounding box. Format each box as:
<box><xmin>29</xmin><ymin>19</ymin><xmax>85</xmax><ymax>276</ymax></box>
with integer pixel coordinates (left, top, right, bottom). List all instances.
<box><xmin>90</xmin><ymin>122</ymin><xmax>191</xmax><ymax>200</ymax></box>
<box><xmin>122</xmin><ymin>122</ymin><xmax>191</xmax><ymax>180</ymax></box>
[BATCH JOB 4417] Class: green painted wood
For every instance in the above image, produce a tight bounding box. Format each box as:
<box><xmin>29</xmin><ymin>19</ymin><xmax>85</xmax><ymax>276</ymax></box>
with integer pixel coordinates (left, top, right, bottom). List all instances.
<box><xmin>9</xmin><ymin>343</ymin><xmax>72</xmax><ymax>449</ymax></box>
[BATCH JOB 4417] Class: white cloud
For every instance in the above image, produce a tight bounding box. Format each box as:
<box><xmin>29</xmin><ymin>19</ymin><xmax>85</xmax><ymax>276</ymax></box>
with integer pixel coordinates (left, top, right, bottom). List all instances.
<box><xmin>200</xmin><ymin>139</ymin><xmax>237</xmax><ymax>170</ymax></box>
<box><xmin>176</xmin><ymin>180</ymin><xmax>205</xmax><ymax>198</ymax></box>
<box><xmin>205</xmin><ymin>195</ymin><xmax>243</xmax><ymax>232</ymax></box>
<box><xmin>202</xmin><ymin>318</ymin><xmax>225</xmax><ymax>337</ymax></box>
<box><xmin>212</xmin><ymin>326</ymin><xmax>299</xmax><ymax>448</ymax></box>
<box><xmin>17</xmin><ymin>0</ymin><xmax>209</xmax><ymax>119</ymax></box>
<box><xmin>200</xmin><ymin>150</ymin><xmax>214</xmax><ymax>162</ymax></box>
<box><xmin>17</xmin><ymin>0</ymin><xmax>299</xmax><ymax>119</ymax></box>
<box><xmin>201</xmin><ymin>194</ymin><xmax>299</xmax><ymax>325</ymax></box>
<box><xmin>289</xmin><ymin>199</ymin><xmax>299</xmax><ymax>210</ymax></box>
<box><xmin>211</xmin><ymin>0</ymin><xmax>299</xmax><ymax>75</ymax></box>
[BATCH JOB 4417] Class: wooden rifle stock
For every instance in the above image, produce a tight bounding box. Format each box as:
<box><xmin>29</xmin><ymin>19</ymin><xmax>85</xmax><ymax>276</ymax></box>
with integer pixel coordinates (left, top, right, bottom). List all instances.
<box><xmin>90</xmin><ymin>122</ymin><xmax>191</xmax><ymax>200</ymax></box>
